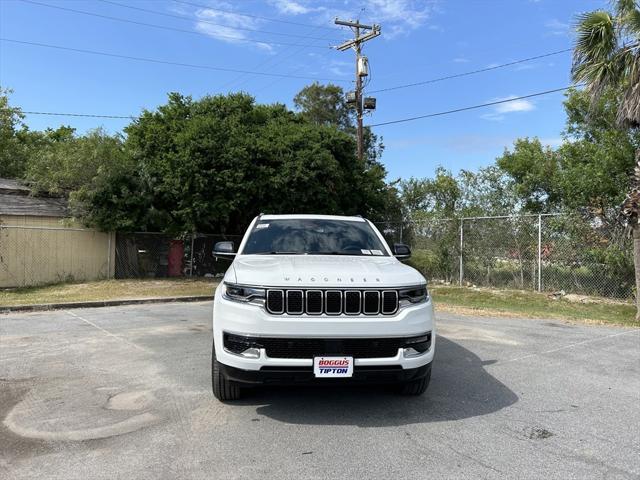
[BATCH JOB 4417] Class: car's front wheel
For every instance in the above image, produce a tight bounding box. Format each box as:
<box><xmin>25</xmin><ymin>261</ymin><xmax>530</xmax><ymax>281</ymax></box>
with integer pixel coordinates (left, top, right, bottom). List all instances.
<box><xmin>398</xmin><ymin>364</ymin><xmax>431</xmax><ymax>396</ymax></box>
<box><xmin>211</xmin><ymin>341</ymin><xmax>242</xmax><ymax>401</ymax></box>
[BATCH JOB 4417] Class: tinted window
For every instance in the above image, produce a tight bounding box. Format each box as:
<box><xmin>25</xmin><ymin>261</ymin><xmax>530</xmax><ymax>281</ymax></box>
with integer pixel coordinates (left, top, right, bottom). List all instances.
<box><xmin>241</xmin><ymin>219</ymin><xmax>388</xmax><ymax>256</ymax></box>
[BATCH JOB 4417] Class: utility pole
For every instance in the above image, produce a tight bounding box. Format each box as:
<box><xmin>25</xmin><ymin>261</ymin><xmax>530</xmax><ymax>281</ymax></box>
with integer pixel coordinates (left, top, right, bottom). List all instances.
<box><xmin>334</xmin><ymin>18</ymin><xmax>381</xmax><ymax>162</ymax></box>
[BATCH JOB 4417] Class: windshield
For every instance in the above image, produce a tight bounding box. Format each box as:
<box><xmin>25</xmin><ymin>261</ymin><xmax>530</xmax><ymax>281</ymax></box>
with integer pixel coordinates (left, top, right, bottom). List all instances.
<box><xmin>241</xmin><ymin>218</ymin><xmax>389</xmax><ymax>256</ymax></box>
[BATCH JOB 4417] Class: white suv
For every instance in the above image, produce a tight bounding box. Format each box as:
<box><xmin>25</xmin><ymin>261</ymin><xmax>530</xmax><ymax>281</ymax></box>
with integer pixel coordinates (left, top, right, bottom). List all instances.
<box><xmin>211</xmin><ymin>214</ymin><xmax>435</xmax><ymax>401</ymax></box>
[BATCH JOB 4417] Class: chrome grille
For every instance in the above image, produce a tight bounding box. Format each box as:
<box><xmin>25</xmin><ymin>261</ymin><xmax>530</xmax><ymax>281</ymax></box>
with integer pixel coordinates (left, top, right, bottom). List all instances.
<box><xmin>265</xmin><ymin>289</ymin><xmax>400</xmax><ymax>316</ymax></box>
<box><xmin>344</xmin><ymin>291</ymin><xmax>361</xmax><ymax>315</ymax></box>
<box><xmin>363</xmin><ymin>291</ymin><xmax>380</xmax><ymax>315</ymax></box>
<box><xmin>305</xmin><ymin>290</ymin><xmax>323</xmax><ymax>314</ymax></box>
<box><xmin>286</xmin><ymin>290</ymin><xmax>303</xmax><ymax>314</ymax></box>
<box><xmin>382</xmin><ymin>291</ymin><xmax>399</xmax><ymax>314</ymax></box>
<box><xmin>266</xmin><ymin>290</ymin><xmax>284</xmax><ymax>314</ymax></box>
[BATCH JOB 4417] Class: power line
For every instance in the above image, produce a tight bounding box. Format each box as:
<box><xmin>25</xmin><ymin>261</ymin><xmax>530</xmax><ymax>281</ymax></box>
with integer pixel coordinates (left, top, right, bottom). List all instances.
<box><xmin>369</xmin><ymin>86</ymin><xmax>577</xmax><ymax>127</ymax></box>
<box><xmin>20</xmin><ymin>86</ymin><xmax>579</xmax><ymax>124</ymax></box>
<box><xmin>23</xmin><ymin>111</ymin><xmax>134</xmax><ymax>119</ymax></box>
<box><xmin>172</xmin><ymin>0</ymin><xmax>338</xmax><ymax>31</ymax></box>
<box><xmin>228</xmin><ymin>26</ymin><xmax>338</xmax><ymax>92</ymax></box>
<box><xmin>97</xmin><ymin>0</ymin><xmax>340</xmax><ymax>42</ymax></box>
<box><xmin>369</xmin><ymin>48</ymin><xmax>573</xmax><ymax>94</ymax></box>
<box><xmin>0</xmin><ymin>38</ymin><xmax>348</xmax><ymax>83</ymax></box>
<box><xmin>19</xmin><ymin>0</ymin><xmax>331</xmax><ymax>49</ymax></box>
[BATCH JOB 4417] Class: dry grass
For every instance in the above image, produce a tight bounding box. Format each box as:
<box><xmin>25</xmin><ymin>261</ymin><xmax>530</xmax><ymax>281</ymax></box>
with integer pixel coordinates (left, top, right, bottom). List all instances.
<box><xmin>0</xmin><ymin>279</ymin><xmax>218</xmax><ymax>306</ymax></box>
<box><xmin>1</xmin><ymin>280</ymin><xmax>636</xmax><ymax>326</ymax></box>
<box><xmin>431</xmin><ymin>285</ymin><xmax>637</xmax><ymax>327</ymax></box>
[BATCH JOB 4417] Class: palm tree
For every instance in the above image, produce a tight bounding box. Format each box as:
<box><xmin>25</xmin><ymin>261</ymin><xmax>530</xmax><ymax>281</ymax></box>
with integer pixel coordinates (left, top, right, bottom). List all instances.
<box><xmin>572</xmin><ymin>0</ymin><xmax>640</xmax><ymax>318</ymax></box>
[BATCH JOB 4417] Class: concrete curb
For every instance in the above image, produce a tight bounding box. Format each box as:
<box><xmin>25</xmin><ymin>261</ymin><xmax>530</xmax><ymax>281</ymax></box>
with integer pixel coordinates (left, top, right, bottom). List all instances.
<box><xmin>0</xmin><ymin>295</ymin><xmax>214</xmax><ymax>314</ymax></box>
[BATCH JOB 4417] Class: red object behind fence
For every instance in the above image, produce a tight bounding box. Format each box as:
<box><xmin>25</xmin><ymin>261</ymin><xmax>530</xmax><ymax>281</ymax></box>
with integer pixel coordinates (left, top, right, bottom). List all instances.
<box><xmin>168</xmin><ymin>240</ymin><xmax>184</xmax><ymax>277</ymax></box>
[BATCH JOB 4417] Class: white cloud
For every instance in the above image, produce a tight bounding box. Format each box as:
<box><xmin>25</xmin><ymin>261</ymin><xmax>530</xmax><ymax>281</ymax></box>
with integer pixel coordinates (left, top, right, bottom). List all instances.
<box><xmin>545</xmin><ymin>18</ymin><xmax>570</xmax><ymax>36</ymax></box>
<box><xmin>269</xmin><ymin>0</ymin><xmax>314</xmax><ymax>15</ymax></box>
<box><xmin>273</xmin><ymin>0</ymin><xmax>438</xmax><ymax>39</ymax></box>
<box><xmin>481</xmin><ymin>95</ymin><xmax>536</xmax><ymax>121</ymax></box>
<box><xmin>193</xmin><ymin>4</ymin><xmax>273</xmax><ymax>51</ymax></box>
<box><xmin>494</xmin><ymin>96</ymin><xmax>535</xmax><ymax>114</ymax></box>
<box><xmin>452</xmin><ymin>57</ymin><xmax>469</xmax><ymax>63</ymax></box>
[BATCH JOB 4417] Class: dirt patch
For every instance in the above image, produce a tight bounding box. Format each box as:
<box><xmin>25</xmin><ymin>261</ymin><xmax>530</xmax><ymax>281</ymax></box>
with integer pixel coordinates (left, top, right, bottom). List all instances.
<box><xmin>525</xmin><ymin>427</ymin><xmax>554</xmax><ymax>440</ymax></box>
<box><xmin>0</xmin><ymin>379</ymin><xmax>50</xmax><ymax>465</ymax></box>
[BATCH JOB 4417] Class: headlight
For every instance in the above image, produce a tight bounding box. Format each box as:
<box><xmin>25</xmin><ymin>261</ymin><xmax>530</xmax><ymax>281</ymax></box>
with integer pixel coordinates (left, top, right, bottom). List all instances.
<box><xmin>399</xmin><ymin>285</ymin><xmax>429</xmax><ymax>307</ymax></box>
<box><xmin>223</xmin><ymin>282</ymin><xmax>266</xmax><ymax>306</ymax></box>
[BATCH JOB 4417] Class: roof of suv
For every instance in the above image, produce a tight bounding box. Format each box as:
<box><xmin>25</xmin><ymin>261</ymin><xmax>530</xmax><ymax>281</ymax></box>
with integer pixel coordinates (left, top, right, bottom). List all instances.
<box><xmin>259</xmin><ymin>214</ymin><xmax>366</xmax><ymax>222</ymax></box>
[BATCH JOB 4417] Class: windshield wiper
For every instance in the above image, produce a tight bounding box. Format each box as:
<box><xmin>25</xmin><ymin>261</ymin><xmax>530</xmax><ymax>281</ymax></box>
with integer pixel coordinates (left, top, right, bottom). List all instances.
<box><xmin>256</xmin><ymin>251</ymin><xmax>303</xmax><ymax>255</ymax></box>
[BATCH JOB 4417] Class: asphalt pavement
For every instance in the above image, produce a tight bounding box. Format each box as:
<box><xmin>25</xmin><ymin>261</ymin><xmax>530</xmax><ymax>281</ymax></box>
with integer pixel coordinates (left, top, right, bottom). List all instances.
<box><xmin>1</xmin><ymin>302</ymin><xmax>638</xmax><ymax>479</ymax></box>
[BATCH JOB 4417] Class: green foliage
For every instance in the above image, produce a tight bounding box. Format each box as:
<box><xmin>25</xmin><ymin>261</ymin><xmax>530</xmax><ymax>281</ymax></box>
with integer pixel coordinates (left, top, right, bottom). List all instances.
<box><xmin>496</xmin><ymin>88</ymin><xmax>637</xmax><ymax>219</ymax></box>
<box><xmin>0</xmin><ymin>88</ymin><xmax>42</xmax><ymax>178</ymax></box>
<box><xmin>572</xmin><ymin>1</ymin><xmax>640</xmax><ymax>128</ymax></box>
<box><xmin>24</xmin><ymin>127</ymin><xmax>125</xmax><ymax>196</ymax></box>
<box><xmin>293</xmin><ymin>82</ymin><xmax>352</xmax><ymax>130</ymax></box>
<box><xmin>87</xmin><ymin>92</ymin><xmax>389</xmax><ymax>234</ymax></box>
<box><xmin>496</xmin><ymin>138</ymin><xmax>559</xmax><ymax>212</ymax></box>
<box><xmin>399</xmin><ymin>167</ymin><xmax>461</xmax><ymax>218</ymax></box>
<box><xmin>293</xmin><ymin>82</ymin><xmax>384</xmax><ymax>165</ymax></box>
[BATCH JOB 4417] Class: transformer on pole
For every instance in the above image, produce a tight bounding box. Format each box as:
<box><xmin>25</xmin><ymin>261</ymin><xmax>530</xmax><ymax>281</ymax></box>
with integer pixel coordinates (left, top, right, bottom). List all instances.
<box><xmin>334</xmin><ymin>18</ymin><xmax>381</xmax><ymax>162</ymax></box>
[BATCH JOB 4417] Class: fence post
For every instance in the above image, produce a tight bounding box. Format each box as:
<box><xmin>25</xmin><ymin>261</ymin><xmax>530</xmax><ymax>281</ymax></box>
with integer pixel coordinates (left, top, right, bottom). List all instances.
<box><xmin>537</xmin><ymin>214</ymin><xmax>542</xmax><ymax>292</ymax></box>
<box><xmin>189</xmin><ymin>234</ymin><xmax>195</xmax><ymax>277</ymax></box>
<box><xmin>459</xmin><ymin>218</ymin><xmax>464</xmax><ymax>286</ymax></box>
<box><xmin>107</xmin><ymin>232</ymin><xmax>112</xmax><ymax>279</ymax></box>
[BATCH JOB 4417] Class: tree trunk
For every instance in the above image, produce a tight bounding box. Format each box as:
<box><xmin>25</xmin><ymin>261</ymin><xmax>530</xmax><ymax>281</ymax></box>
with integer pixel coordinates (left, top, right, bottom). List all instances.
<box><xmin>634</xmin><ymin>225</ymin><xmax>640</xmax><ymax>321</ymax></box>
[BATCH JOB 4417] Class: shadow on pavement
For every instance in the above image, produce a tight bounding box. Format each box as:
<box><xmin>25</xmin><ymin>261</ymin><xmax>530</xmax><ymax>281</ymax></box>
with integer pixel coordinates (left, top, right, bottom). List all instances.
<box><xmin>240</xmin><ymin>337</ymin><xmax>518</xmax><ymax>427</ymax></box>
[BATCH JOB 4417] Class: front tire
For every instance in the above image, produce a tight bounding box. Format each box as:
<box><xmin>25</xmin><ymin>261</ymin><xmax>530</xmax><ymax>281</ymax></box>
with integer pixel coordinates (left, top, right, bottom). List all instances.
<box><xmin>212</xmin><ymin>341</ymin><xmax>242</xmax><ymax>401</ymax></box>
<box><xmin>398</xmin><ymin>364</ymin><xmax>431</xmax><ymax>396</ymax></box>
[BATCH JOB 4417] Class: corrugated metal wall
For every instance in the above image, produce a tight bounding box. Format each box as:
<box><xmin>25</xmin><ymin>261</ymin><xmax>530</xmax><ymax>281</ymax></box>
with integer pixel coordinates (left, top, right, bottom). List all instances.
<box><xmin>0</xmin><ymin>216</ymin><xmax>115</xmax><ymax>287</ymax></box>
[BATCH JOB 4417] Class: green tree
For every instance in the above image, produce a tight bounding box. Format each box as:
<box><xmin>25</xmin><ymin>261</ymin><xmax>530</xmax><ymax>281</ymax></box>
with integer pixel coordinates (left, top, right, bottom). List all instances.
<box><xmin>24</xmin><ymin>127</ymin><xmax>125</xmax><ymax>196</ymax></box>
<box><xmin>293</xmin><ymin>82</ymin><xmax>384</xmax><ymax>165</ymax></box>
<box><xmin>87</xmin><ymin>92</ymin><xmax>389</xmax><ymax>234</ymax></box>
<box><xmin>399</xmin><ymin>167</ymin><xmax>461</xmax><ymax>219</ymax></box>
<box><xmin>458</xmin><ymin>165</ymin><xmax>520</xmax><ymax>217</ymax></box>
<box><xmin>496</xmin><ymin>138</ymin><xmax>559</xmax><ymax>213</ymax></box>
<box><xmin>0</xmin><ymin>88</ymin><xmax>41</xmax><ymax>178</ymax></box>
<box><xmin>571</xmin><ymin>0</ymin><xmax>640</xmax><ymax>317</ymax></box>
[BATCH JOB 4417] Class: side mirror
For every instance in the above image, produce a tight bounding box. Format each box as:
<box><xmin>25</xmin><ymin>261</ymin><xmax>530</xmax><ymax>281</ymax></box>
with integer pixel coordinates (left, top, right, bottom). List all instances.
<box><xmin>393</xmin><ymin>243</ymin><xmax>411</xmax><ymax>260</ymax></box>
<box><xmin>213</xmin><ymin>241</ymin><xmax>236</xmax><ymax>259</ymax></box>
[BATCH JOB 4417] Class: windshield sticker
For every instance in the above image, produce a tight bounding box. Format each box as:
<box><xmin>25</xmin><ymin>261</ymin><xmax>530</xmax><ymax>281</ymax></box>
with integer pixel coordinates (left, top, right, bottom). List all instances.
<box><xmin>361</xmin><ymin>249</ymin><xmax>371</xmax><ymax>255</ymax></box>
<box><xmin>370</xmin><ymin>249</ymin><xmax>383</xmax><ymax>255</ymax></box>
<box><xmin>255</xmin><ymin>223</ymin><xmax>269</xmax><ymax>229</ymax></box>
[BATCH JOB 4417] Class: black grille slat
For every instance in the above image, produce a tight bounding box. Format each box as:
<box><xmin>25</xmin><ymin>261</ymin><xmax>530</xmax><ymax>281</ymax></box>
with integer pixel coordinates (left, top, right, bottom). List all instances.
<box><xmin>325</xmin><ymin>291</ymin><xmax>342</xmax><ymax>315</ymax></box>
<box><xmin>306</xmin><ymin>290</ymin><xmax>323</xmax><ymax>314</ymax></box>
<box><xmin>344</xmin><ymin>291</ymin><xmax>361</xmax><ymax>315</ymax></box>
<box><xmin>286</xmin><ymin>290</ymin><xmax>303</xmax><ymax>314</ymax></box>
<box><xmin>382</xmin><ymin>291</ymin><xmax>398</xmax><ymax>314</ymax></box>
<box><xmin>363</xmin><ymin>291</ymin><xmax>380</xmax><ymax>315</ymax></box>
<box><xmin>266</xmin><ymin>290</ymin><xmax>284</xmax><ymax>314</ymax></box>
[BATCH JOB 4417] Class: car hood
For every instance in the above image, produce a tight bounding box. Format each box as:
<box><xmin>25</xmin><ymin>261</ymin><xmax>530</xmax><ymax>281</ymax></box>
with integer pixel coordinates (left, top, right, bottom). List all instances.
<box><xmin>231</xmin><ymin>255</ymin><xmax>424</xmax><ymax>288</ymax></box>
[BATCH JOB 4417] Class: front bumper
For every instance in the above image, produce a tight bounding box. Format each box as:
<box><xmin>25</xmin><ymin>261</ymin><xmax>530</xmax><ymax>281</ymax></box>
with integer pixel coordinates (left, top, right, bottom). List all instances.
<box><xmin>213</xmin><ymin>285</ymin><xmax>436</xmax><ymax>372</ymax></box>
<box><xmin>219</xmin><ymin>362</ymin><xmax>432</xmax><ymax>386</ymax></box>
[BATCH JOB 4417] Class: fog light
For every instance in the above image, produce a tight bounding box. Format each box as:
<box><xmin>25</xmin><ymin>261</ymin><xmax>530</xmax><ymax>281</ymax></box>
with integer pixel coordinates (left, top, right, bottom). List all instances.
<box><xmin>239</xmin><ymin>347</ymin><xmax>261</xmax><ymax>359</ymax></box>
<box><xmin>403</xmin><ymin>347</ymin><xmax>426</xmax><ymax>358</ymax></box>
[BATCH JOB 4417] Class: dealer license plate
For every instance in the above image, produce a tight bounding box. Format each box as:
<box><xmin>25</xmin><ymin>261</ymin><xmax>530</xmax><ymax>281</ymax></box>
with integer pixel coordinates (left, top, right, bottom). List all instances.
<box><xmin>313</xmin><ymin>356</ymin><xmax>353</xmax><ymax>378</ymax></box>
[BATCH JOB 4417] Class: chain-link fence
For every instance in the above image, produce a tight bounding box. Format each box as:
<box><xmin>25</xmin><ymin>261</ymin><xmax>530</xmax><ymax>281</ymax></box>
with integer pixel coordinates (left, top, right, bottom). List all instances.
<box><xmin>114</xmin><ymin>232</ymin><xmax>243</xmax><ymax>279</ymax></box>
<box><xmin>1</xmin><ymin>217</ymin><xmax>634</xmax><ymax>301</ymax></box>
<box><xmin>375</xmin><ymin>213</ymin><xmax>634</xmax><ymax>301</ymax></box>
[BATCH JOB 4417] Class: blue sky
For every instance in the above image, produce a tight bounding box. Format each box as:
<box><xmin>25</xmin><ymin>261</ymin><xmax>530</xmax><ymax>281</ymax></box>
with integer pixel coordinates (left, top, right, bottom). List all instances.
<box><xmin>0</xmin><ymin>0</ymin><xmax>605</xmax><ymax>181</ymax></box>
